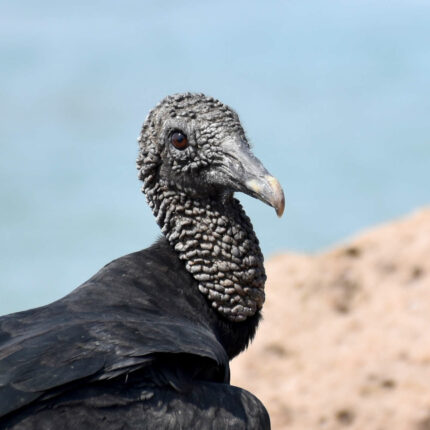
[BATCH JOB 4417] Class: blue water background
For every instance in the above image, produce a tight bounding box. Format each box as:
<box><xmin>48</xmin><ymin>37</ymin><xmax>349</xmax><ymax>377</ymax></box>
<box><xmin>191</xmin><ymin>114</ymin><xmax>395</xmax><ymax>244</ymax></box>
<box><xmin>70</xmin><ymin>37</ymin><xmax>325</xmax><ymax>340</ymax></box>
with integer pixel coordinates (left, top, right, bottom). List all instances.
<box><xmin>1</xmin><ymin>0</ymin><xmax>429</xmax><ymax>314</ymax></box>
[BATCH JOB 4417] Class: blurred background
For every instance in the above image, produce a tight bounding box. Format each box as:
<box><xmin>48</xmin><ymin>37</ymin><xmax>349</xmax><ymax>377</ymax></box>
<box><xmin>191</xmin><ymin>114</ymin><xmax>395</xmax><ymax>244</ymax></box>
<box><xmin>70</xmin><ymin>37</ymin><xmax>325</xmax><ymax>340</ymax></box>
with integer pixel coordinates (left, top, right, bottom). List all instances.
<box><xmin>1</xmin><ymin>0</ymin><xmax>429</xmax><ymax>314</ymax></box>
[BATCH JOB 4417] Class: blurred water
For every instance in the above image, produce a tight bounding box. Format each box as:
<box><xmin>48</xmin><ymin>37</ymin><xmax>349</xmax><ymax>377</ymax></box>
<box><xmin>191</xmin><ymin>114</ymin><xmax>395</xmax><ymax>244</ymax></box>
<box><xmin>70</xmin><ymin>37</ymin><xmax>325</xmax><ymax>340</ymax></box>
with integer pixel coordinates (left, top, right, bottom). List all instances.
<box><xmin>1</xmin><ymin>0</ymin><xmax>429</xmax><ymax>314</ymax></box>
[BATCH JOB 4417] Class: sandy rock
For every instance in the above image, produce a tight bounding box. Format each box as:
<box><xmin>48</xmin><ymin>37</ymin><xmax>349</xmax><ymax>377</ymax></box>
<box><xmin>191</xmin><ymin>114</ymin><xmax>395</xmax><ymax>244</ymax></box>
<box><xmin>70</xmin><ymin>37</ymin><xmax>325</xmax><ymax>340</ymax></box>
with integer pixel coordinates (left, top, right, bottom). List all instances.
<box><xmin>231</xmin><ymin>208</ymin><xmax>430</xmax><ymax>430</ymax></box>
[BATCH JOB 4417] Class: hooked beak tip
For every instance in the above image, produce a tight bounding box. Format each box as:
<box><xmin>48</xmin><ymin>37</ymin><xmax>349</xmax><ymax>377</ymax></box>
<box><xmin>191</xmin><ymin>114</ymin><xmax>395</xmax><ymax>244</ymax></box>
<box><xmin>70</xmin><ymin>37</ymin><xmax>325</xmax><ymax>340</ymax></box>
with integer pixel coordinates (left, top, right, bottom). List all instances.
<box><xmin>267</xmin><ymin>176</ymin><xmax>285</xmax><ymax>217</ymax></box>
<box><xmin>245</xmin><ymin>175</ymin><xmax>285</xmax><ymax>217</ymax></box>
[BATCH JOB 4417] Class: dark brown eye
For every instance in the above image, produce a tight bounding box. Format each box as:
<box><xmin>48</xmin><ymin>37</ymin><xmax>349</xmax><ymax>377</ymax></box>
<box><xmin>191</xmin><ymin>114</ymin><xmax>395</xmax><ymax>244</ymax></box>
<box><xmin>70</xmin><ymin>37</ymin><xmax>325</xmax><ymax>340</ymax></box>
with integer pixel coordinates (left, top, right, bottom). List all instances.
<box><xmin>170</xmin><ymin>131</ymin><xmax>188</xmax><ymax>150</ymax></box>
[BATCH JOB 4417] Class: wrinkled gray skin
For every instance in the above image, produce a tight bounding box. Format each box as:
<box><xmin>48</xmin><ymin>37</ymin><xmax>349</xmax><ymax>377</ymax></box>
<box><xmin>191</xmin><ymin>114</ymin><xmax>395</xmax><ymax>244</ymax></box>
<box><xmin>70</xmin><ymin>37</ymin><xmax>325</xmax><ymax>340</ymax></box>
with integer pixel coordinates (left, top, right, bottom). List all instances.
<box><xmin>137</xmin><ymin>93</ymin><xmax>276</xmax><ymax>322</ymax></box>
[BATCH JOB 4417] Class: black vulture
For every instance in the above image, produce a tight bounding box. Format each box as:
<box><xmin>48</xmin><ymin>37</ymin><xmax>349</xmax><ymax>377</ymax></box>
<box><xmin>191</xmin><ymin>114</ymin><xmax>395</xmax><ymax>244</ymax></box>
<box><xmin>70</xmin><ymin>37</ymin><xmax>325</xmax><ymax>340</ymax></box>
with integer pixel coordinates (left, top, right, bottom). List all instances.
<box><xmin>0</xmin><ymin>93</ymin><xmax>285</xmax><ymax>429</ymax></box>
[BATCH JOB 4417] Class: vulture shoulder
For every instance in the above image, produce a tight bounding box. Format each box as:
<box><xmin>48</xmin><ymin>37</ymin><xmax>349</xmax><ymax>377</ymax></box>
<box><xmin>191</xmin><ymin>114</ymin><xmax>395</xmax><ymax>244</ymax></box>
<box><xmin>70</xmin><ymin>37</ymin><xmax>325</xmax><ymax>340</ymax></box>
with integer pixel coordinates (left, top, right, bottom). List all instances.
<box><xmin>0</xmin><ymin>239</ymin><xmax>230</xmax><ymax>421</ymax></box>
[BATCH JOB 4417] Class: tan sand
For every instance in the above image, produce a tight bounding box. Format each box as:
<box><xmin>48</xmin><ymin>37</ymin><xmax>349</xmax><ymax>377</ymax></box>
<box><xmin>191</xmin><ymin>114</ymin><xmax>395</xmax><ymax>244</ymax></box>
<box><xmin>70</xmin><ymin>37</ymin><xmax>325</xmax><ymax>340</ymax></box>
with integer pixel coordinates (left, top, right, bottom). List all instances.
<box><xmin>231</xmin><ymin>208</ymin><xmax>430</xmax><ymax>430</ymax></box>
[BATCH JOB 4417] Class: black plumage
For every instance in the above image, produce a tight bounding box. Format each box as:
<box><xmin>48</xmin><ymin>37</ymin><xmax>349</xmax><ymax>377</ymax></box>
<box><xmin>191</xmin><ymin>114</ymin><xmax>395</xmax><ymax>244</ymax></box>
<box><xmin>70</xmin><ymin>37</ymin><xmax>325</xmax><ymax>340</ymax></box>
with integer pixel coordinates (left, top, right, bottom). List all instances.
<box><xmin>0</xmin><ymin>93</ymin><xmax>284</xmax><ymax>429</ymax></box>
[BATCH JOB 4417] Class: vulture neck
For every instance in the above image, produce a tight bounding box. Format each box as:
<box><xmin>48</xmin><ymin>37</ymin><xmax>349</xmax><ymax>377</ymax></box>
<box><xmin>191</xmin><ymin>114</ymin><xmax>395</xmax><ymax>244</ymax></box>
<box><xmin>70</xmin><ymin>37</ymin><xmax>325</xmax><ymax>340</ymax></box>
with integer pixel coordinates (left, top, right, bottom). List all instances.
<box><xmin>145</xmin><ymin>179</ymin><xmax>267</xmax><ymax>322</ymax></box>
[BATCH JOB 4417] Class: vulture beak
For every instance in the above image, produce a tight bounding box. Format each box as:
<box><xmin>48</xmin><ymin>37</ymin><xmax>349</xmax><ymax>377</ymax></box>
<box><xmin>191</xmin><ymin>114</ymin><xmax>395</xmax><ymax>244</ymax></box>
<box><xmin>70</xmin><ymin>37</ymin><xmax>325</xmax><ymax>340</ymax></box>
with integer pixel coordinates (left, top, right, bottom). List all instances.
<box><xmin>245</xmin><ymin>175</ymin><xmax>285</xmax><ymax>217</ymax></box>
<box><xmin>222</xmin><ymin>140</ymin><xmax>285</xmax><ymax>217</ymax></box>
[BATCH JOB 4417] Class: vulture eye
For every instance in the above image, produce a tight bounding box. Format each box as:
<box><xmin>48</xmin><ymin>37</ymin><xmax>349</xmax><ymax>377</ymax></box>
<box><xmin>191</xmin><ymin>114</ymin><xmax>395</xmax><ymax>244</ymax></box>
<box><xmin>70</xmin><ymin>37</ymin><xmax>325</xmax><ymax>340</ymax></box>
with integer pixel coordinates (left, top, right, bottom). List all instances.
<box><xmin>170</xmin><ymin>131</ymin><xmax>188</xmax><ymax>150</ymax></box>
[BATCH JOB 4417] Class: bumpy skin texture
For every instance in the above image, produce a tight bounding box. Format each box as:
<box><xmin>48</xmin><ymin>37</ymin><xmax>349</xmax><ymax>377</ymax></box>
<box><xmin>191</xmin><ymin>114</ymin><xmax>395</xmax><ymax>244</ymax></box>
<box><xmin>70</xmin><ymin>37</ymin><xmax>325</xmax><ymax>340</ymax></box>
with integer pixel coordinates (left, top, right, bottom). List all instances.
<box><xmin>0</xmin><ymin>93</ymin><xmax>272</xmax><ymax>429</ymax></box>
<box><xmin>137</xmin><ymin>93</ymin><xmax>266</xmax><ymax>322</ymax></box>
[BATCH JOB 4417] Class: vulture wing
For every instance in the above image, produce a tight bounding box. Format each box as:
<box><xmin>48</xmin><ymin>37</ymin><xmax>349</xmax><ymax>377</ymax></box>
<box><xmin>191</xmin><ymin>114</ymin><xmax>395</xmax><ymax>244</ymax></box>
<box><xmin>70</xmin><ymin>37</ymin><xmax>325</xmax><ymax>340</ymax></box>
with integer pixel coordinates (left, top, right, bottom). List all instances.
<box><xmin>0</xmin><ymin>240</ymin><xmax>229</xmax><ymax>419</ymax></box>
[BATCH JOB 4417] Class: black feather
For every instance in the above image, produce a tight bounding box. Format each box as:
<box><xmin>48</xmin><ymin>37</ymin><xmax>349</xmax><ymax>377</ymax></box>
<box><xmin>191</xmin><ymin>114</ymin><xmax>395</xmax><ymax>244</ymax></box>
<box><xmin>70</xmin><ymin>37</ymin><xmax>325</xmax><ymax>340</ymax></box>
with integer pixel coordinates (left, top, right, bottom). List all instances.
<box><xmin>0</xmin><ymin>239</ymin><xmax>267</xmax><ymax>429</ymax></box>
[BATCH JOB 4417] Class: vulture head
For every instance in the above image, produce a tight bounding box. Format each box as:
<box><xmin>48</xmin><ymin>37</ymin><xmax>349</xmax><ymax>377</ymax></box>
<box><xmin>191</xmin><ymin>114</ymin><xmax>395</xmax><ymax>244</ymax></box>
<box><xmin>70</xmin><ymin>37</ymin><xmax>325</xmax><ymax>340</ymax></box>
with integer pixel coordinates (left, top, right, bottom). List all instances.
<box><xmin>137</xmin><ymin>93</ymin><xmax>284</xmax><ymax>322</ymax></box>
